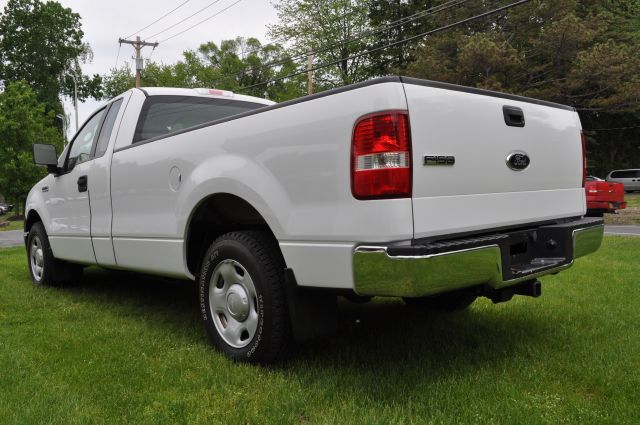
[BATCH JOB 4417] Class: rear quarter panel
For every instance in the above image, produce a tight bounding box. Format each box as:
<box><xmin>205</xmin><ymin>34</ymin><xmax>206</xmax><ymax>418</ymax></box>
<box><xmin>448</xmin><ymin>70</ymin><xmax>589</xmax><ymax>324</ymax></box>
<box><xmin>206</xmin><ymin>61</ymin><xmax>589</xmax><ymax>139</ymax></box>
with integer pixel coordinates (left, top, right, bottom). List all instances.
<box><xmin>110</xmin><ymin>82</ymin><xmax>413</xmax><ymax>286</ymax></box>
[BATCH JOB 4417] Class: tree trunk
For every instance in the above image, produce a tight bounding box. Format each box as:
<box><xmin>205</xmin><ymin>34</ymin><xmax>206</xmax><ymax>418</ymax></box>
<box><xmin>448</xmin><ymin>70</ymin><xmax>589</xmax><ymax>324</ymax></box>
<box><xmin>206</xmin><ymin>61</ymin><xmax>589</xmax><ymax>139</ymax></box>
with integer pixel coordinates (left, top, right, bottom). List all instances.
<box><xmin>12</xmin><ymin>197</ymin><xmax>22</xmax><ymax>220</ymax></box>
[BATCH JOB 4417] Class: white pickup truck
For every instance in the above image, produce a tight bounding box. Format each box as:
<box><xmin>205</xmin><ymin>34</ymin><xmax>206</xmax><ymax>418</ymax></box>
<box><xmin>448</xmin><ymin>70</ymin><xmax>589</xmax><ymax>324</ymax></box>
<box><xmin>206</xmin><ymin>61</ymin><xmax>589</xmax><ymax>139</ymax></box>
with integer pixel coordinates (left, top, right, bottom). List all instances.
<box><xmin>26</xmin><ymin>77</ymin><xmax>603</xmax><ymax>363</ymax></box>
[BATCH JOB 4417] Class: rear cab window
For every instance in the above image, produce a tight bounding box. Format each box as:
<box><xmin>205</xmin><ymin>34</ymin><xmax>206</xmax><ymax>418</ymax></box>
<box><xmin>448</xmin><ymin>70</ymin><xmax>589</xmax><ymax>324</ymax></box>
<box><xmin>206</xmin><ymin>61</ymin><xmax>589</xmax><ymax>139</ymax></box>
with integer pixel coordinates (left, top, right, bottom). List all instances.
<box><xmin>133</xmin><ymin>96</ymin><xmax>266</xmax><ymax>144</ymax></box>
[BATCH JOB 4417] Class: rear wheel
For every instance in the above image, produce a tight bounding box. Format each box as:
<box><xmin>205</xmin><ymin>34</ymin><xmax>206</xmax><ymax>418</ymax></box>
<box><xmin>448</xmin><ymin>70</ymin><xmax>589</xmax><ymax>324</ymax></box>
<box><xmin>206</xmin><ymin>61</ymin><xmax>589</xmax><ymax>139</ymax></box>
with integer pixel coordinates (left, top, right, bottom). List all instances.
<box><xmin>403</xmin><ymin>290</ymin><xmax>477</xmax><ymax>311</ymax></box>
<box><xmin>27</xmin><ymin>222</ymin><xmax>83</xmax><ymax>286</ymax></box>
<box><xmin>198</xmin><ymin>231</ymin><xmax>290</xmax><ymax>364</ymax></box>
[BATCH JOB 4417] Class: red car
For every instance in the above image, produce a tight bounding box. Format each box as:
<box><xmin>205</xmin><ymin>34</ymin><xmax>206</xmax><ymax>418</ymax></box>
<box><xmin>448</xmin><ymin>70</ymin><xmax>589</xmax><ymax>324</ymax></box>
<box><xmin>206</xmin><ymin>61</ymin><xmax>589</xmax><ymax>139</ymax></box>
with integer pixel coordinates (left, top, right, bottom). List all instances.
<box><xmin>585</xmin><ymin>176</ymin><xmax>627</xmax><ymax>217</ymax></box>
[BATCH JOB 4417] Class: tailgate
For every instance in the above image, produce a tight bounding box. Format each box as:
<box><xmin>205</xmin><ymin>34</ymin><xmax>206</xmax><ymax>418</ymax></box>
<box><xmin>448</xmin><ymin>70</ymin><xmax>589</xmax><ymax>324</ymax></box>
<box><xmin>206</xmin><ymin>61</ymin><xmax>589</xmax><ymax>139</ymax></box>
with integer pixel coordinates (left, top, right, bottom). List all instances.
<box><xmin>402</xmin><ymin>79</ymin><xmax>585</xmax><ymax>239</ymax></box>
<box><xmin>587</xmin><ymin>181</ymin><xmax>626</xmax><ymax>203</ymax></box>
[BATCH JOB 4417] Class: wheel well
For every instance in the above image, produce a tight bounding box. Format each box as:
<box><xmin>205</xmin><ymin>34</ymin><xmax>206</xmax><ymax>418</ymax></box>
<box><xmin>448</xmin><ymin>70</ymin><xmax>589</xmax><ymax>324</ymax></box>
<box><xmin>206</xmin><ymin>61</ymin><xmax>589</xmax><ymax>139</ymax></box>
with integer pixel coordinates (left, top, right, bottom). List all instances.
<box><xmin>185</xmin><ymin>194</ymin><xmax>279</xmax><ymax>276</ymax></box>
<box><xmin>25</xmin><ymin>210</ymin><xmax>42</xmax><ymax>233</ymax></box>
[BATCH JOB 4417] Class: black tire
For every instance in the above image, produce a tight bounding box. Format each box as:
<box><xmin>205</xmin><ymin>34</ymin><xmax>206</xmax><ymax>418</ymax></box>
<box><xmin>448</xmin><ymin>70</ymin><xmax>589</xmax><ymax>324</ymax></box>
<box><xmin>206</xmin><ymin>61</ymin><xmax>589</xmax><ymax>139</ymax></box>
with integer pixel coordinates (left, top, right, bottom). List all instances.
<box><xmin>198</xmin><ymin>231</ymin><xmax>291</xmax><ymax>364</ymax></box>
<box><xmin>26</xmin><ymin>222</ymin><xmax>83</xmax><ymax>286</ymax></box>
<box><xmin>403</xmin><ymin>290</ymin><xmax>477</xmax><ymax>311</ymax></box>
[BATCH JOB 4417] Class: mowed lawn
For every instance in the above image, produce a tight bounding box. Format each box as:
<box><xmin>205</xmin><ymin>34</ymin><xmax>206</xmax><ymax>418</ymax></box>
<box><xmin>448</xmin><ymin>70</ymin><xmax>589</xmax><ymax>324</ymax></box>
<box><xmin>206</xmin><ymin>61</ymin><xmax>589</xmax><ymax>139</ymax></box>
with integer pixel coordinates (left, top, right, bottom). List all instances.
<box><xmin>0</xmin><ymin>219</ymin><xmax>23</xmax><ymax>231</ymax></box>
<box><xmin>1</xmin><ymin>237</ymin><xmax>639</xmax><ymax>424</ymax></box>
<box><xmin>604</xmin><ymin>193</ymin><xmax>639</xmax><ymax>225</ymax></box>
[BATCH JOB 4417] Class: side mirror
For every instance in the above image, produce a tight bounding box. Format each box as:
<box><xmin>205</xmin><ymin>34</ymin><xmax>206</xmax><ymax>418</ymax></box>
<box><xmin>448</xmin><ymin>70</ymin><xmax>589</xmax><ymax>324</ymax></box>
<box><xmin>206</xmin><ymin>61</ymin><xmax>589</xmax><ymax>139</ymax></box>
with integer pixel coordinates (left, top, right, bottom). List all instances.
<box><xmin>32</xmin><ymin>144</ymin><xmax>60</xmax><ymax>174</ymax></box>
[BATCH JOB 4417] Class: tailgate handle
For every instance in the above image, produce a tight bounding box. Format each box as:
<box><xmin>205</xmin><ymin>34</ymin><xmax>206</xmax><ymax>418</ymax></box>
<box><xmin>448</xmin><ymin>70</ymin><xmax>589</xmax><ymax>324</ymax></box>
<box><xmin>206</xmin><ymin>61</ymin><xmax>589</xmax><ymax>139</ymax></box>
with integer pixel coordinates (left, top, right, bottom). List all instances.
<box><xmin>503</xmin><ymin>106</ymin><xmax>525</xmax><ymax>127</ymax></box>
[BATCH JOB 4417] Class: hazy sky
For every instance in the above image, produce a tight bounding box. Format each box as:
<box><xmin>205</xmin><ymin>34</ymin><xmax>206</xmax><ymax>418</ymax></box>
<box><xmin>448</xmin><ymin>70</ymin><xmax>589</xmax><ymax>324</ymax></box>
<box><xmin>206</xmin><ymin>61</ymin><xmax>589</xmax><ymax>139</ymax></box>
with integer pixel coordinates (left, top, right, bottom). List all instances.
<box><xmin>2</xmin><ymin>0</ymin><xmax>279</xmax><ymax>131</ymax></box>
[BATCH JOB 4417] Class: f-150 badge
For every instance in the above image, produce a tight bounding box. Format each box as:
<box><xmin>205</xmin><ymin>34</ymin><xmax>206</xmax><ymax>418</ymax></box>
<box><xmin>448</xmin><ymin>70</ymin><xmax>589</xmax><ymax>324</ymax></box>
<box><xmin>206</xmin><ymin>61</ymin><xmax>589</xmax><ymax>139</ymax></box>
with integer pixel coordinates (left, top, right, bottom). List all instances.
<box><xmin>424</xmin><ymin>155</ymin><xmax>455</xmax><ymax>166</ymax></box>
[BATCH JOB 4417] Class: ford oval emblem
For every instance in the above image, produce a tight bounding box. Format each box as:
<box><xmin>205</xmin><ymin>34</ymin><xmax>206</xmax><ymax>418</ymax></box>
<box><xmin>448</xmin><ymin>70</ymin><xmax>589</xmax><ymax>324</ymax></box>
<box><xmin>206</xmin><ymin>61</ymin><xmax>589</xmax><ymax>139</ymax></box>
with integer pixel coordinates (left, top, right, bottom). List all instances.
<box><xmin>506</xmin><ymin>152</ymin><xmax>530</xmax><ymax>171</ymax></box>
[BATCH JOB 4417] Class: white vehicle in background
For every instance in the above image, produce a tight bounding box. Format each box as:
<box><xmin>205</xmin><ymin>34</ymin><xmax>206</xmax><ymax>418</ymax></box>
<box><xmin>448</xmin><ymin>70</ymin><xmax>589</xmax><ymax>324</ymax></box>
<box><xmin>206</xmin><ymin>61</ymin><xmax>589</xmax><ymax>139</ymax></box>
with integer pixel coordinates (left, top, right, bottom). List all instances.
<box><xmin>606</xmin><ymin>169</ymin><xmax>640</xmax><ymax>192</ymax></box>
<box><xmin>25</xmin><ymin>77</ymin><xmax>603</xmax><ymax>363</ymax></box>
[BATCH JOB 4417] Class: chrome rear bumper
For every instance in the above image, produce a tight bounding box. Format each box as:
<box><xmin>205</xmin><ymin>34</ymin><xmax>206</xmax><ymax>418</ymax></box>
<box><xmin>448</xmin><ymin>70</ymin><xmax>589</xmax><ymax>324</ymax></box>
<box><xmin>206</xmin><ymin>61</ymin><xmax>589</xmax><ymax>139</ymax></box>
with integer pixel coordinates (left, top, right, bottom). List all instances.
<box><xmin>353</xmin><ymin>218</ymin><xmax>604</xmax><ymax>298</ymax></box>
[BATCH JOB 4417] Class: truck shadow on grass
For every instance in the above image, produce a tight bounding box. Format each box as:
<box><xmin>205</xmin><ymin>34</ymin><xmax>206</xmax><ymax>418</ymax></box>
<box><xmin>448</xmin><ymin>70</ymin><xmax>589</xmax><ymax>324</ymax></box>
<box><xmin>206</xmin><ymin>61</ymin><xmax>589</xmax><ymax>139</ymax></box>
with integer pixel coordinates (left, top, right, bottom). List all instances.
<box><xmin>65</xmin><ymin>267</ymin><xmax>557</xmax><ymax>375</ymax></box>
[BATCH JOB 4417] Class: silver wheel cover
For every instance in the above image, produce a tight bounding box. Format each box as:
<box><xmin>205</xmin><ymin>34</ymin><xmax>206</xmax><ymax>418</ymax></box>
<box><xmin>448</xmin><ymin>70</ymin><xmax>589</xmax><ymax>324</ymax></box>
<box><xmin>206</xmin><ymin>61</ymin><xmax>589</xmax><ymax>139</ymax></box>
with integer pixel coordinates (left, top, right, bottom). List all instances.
<box><xmin>209</xmin><ymin>259</ymin><xmax>259</xmax><ymax>349</ymax></box>
<box><xmin>30</xmin><ymin>236</ymin><xmax>44</xmax><ymax>282</ymax></box>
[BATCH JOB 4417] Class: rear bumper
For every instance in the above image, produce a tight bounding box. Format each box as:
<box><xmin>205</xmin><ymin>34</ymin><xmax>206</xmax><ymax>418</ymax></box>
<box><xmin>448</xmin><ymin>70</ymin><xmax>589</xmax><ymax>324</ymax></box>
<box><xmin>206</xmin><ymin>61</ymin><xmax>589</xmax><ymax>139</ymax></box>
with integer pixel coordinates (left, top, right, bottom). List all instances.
<box><xmin>353</xmin><ymin>217</ymin><xmax>604</xmax><ymax>297</ymax></box>
<box><xmin>587</xmin><ymin>201</ymin><xmax>626</xmax><ymax>212</ymax></box>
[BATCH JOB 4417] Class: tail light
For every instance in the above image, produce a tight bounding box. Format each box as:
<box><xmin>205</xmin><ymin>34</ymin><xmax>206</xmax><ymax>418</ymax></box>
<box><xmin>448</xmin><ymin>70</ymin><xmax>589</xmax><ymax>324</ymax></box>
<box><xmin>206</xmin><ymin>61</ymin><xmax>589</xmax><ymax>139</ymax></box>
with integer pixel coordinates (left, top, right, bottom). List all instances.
<box><xmin>351</xmin><ymin>111</ymin><xmax>412</xmax><ymax>199</ymax></box>
<box><xmin>581</xmin><ymin>131</ymin><xmax>587</xmax><ymax>188</ymax></box>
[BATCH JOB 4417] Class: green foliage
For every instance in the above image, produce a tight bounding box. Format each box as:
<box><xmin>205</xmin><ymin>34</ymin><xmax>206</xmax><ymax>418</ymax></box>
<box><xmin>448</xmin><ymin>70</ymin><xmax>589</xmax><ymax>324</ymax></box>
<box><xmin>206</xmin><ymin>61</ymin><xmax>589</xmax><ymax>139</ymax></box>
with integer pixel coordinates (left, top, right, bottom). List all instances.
<box><xmin>367</xmin><ymin>0</ymin><xmax>640</xmax><ymax>175</ymax></box>
<box><xmin>368</xmin><ymin>0</ymin><xmax>440</xmax><ymax>74</ymax></box>
<box><xmin>269</xmin><ymin>0</ymin><xmax>374</xmax><ymax>87</ymax></box>
<box><xmin>101</xmin><ymin>65</ymin><xmax>136</xmax><ymax>100</ymax></box>
<box><xmin>0</xmin><ymin>81</ymin><xmax>63</xmax><ymax>215</ymax></box>
<box><xmin>97</xmin><ymin>1</ymin><xmax>639</xmax><ymax>173</ymax></box>
<box><xmin>0</xmin><ymin>0</ymin><xmax>102</xmax><ymax>112</ymax></box>
<box><xmin>102</xmin><ymin>37</ymin><xmax>306</xmax><ymax>102</ymax></box>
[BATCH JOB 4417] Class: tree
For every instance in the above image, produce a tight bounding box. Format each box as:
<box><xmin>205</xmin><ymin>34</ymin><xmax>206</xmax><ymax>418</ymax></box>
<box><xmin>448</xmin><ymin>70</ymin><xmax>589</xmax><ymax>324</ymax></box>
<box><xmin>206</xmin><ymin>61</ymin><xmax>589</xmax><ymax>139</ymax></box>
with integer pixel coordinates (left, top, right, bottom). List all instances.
<box><xmin>101</xmin><ymin>64</ymin><xmax>136</xmax><ymax>100</ymax></box>
<box><xmin>102</xmin><ymin>38</ymin><xmax>306</xmax><ymax>102</ymax></box>
<box><xmin>371</xmin><ymin>0</ymin><xmax>640</xmax><ymax>175</ymax></box>
<box><xmin>0</xmin><ymin>0</ymin><xmax>102</xmax><ymax>113</ymax></box>
<box><xmin>0</xmin><ymin>81</ymin><xmax>63</xmax><ymax>217</ymax></box>
<box><xmin>367</xmin><ymin>0</ymin><xmax>441</xmax><ymax>75</ymax></box>
<box><xmin>269</xmin><ymin>0</ymin><xmax>374</xmax><ymax>87</ymax></box>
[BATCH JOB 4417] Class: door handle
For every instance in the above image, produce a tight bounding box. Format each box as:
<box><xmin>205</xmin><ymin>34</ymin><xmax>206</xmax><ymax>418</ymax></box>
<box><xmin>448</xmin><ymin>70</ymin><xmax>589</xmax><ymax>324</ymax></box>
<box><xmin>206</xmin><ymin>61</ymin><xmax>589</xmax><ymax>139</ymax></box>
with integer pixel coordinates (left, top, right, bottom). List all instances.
<box><xmin>77</xmin><ymin>175</ymin><xmax>88</xmax><ymax>193</ymax></box>
<box><xmin>503</xmin><ymin>105</ymin><xmax>525</xmax><ymax>127</ymax></box>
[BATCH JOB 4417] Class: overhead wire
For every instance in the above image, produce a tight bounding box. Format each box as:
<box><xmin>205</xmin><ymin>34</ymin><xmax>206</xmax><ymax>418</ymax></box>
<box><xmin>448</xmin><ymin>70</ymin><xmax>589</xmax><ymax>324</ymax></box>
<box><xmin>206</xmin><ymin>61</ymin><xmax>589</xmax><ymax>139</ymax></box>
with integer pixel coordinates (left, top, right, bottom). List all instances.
<box><xmin>585</xmin><ymin>125</ymin><xmax>640</xmax><ymax>131</ymax></box>
<box><xmin>237</xmin><ymin>0</ymin><xmax>532</xmax><ymax>92</ymax></box>
<box><xmin>159</xmin><ymin>0</ymin><xmax>244</xmax><ymax>43</ymax></box>
<box><xmin>241</xmin><ymin>6</ymin><xmax>369</xmax><ymax>57</ymax></box>
<box><xmin>146</xmin><ymin>0</ymin><xmax>225</xmax><ymax>40</ymax></box>
<box><xmin>230</xmin><ymin>0</ymin><xmax>472</xmax><ymax>81</ymax></box>
<box><xmin>123</xmin><ymin>0</ymin><xmax>193</xmax><ymax>39</ymax></box>
<box><xmin>114</xmin><ymin>42</ymin><xmax>122</xmax><ymax>69</ymax></box>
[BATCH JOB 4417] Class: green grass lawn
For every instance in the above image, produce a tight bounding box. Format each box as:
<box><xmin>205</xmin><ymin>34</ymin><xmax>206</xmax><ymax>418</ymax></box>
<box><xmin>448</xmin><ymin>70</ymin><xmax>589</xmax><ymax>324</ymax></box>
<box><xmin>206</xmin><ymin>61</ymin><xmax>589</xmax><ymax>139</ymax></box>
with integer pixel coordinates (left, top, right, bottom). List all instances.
<box><xmin>0</xmin><ymin>219</ymin><xmax>23</xmax><ymax>231</ymax></box>
<box><xmin>625</xmin><ymin>193</ymin><xmax>640</xmax><ymax>208</ymax></box>
<box><xmin>1</xmin><ymin>237</ymin><xmax>639</xmax><ymax>424</ymax></box>
<box><xmin>605</xmin><ymin>193</ymin><xmax>640</xmax><ymax>225</ymax></box>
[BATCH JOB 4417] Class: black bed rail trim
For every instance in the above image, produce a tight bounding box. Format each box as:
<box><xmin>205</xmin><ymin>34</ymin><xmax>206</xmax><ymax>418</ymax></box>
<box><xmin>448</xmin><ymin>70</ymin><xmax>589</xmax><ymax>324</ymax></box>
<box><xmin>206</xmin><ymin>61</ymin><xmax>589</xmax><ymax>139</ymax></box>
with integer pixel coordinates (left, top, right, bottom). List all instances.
<box><xmin>113</xmin><ymin>76</ymin><xmax>402</xmax><ymax>153</ymax></box>
<box><xmin>113</xmin><ymin>75</ymin><xmax>574</xmax><ymax>154</ymax></box>
<box><xmin>400</xmin><ymin>77</ymin><xmax>575</xmax><ymax>111</ymax></box>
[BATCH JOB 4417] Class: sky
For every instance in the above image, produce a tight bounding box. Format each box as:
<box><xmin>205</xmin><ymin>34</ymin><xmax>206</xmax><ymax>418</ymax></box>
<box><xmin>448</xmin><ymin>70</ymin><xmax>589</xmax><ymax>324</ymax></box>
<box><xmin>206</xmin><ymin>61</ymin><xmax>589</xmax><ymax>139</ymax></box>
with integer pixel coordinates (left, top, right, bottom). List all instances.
<box><xmin>28</xmin><ymin>0</ymin><xmax>279</xmax><ymax>134</ymax></box>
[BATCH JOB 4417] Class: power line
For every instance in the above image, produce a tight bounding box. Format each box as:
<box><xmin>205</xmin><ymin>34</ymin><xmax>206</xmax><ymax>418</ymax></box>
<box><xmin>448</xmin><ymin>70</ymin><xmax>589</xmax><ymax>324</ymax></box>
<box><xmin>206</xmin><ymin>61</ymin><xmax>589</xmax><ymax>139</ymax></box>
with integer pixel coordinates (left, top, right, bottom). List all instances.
<box><xmin>231</xmin><ymin>0</ymin><xmax>471</xmax><ymax>81</ymax></box>
<box><xmin>237</xmin><ymin>0</ymin><xmax>532</xmax><ymax>92</ymax></box>
<box><xmin>242</xmin><ymin>6</ymin><xmax>370</xmax><ymax>57</ymax></box>
<box><xmin>123</xmin><ymin>0</ymin><xmax>193</xmax><ymax>39</ymax></box>
<box><xmin>159</xmin><ymin>0</ymin><xmax>244</xmax><ymax>43</ymax></box>
<box><xmin>114</xmin><ymin>43</ymin><xmax>122</xmax><ymax>69</ymax></box>
<box><xmin>146</xmin><ymin>0</ymin><xmax>224</xmax><ymax>40</ymax></box>
<box><xmin>119</xmin><ymin>37</ymin><xmax>159</xmax><ymax>87</ymax></box>
<box><xmin>585</xmin><ymin>125</ymin><xmax>640</xmax><ymax>131</ymax></box>
<box><xmin>241</xmin><ymin>36</ymin><xmax>292</xmax><ymax>58</ymax></box>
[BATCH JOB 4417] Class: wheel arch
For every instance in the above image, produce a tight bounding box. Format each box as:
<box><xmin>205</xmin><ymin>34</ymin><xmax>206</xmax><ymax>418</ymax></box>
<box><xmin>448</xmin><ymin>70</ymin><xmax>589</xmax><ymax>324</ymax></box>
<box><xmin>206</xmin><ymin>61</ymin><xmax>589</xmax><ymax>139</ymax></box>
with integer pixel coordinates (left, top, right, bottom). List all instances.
<box><xmin>183</xmin><ymin>193</ymin><xmax>284</xmax><ymax>277</ymax></box>
<box><xmin>25</xmin><ymin>209</ymin><xmax>44</xmax><ymax>233</ymax></box>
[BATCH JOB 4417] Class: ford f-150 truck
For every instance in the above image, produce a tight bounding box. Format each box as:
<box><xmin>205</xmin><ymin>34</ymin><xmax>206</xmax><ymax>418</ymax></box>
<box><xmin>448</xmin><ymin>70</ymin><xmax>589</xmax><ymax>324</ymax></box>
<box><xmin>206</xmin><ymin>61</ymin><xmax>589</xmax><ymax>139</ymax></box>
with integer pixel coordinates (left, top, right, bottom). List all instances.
<box><xmin>26</xmin><ymin>77</ymin><xmax>604</xmax><ymax>363</ymax></box>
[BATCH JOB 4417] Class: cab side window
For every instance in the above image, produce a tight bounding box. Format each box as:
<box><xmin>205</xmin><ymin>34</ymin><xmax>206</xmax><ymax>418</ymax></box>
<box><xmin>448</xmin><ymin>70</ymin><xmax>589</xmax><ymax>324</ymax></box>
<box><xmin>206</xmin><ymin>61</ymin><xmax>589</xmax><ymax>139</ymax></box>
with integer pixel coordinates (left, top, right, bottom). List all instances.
<box><xmin>94</xmin><ymin>99</ymin><xmax>123</xmax><ymax>158</ymax></box>
<box><xmin>66</xmin><ymin>108</ymin><xmax>106</xmax><ymax>171</ymax></box>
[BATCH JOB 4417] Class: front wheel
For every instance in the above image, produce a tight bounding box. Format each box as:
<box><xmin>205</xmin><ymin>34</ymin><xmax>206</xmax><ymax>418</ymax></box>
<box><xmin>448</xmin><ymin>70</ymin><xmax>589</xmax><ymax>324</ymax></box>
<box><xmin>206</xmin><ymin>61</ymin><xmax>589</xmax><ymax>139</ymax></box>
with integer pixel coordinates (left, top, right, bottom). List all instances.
<box><xmin>198</xmin><ymin>231</ymin><xmax>291</xmax><ymax>364</ymax></box>
<box><xmin>27</xmin><ymin>222</ymin><xmax>83</xmax><ymax>286</ymax></box>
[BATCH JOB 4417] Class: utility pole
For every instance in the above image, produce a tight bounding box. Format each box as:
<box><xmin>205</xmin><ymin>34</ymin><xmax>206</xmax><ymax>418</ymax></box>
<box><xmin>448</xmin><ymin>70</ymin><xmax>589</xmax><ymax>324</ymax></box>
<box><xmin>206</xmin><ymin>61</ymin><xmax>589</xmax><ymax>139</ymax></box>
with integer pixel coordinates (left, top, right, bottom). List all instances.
<box><xmin>307</xmin><ymin>48</ymin><xmax>313</xmax><ymax>96</ymax></box>
<box><xmin>71</xmin><ymin>74</ymin><xmax>78</xmax><ymax>132</ymax></box>
<box><xmin>118</xmin><ymin>36</ymin><xmax>159</xmax><ymax>88</ymax></box>
<box><xmin>60</xmin><ymin>70</ymin><xmax>78</xmax><ymax>132</ymax></box>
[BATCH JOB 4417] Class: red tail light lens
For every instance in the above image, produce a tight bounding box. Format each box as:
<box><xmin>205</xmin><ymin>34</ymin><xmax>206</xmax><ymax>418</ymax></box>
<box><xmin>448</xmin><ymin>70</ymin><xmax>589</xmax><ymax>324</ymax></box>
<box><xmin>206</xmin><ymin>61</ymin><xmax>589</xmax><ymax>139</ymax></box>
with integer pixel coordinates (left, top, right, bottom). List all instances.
<box><xmin>581</xmin><ymin>131</ymin><xmax>587</xmax><ymax>188</ymax></box>
<box><xmin>351</xmin><ymin>111</ymin><xmax>412</xmax><ymax>199</ymax></box>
